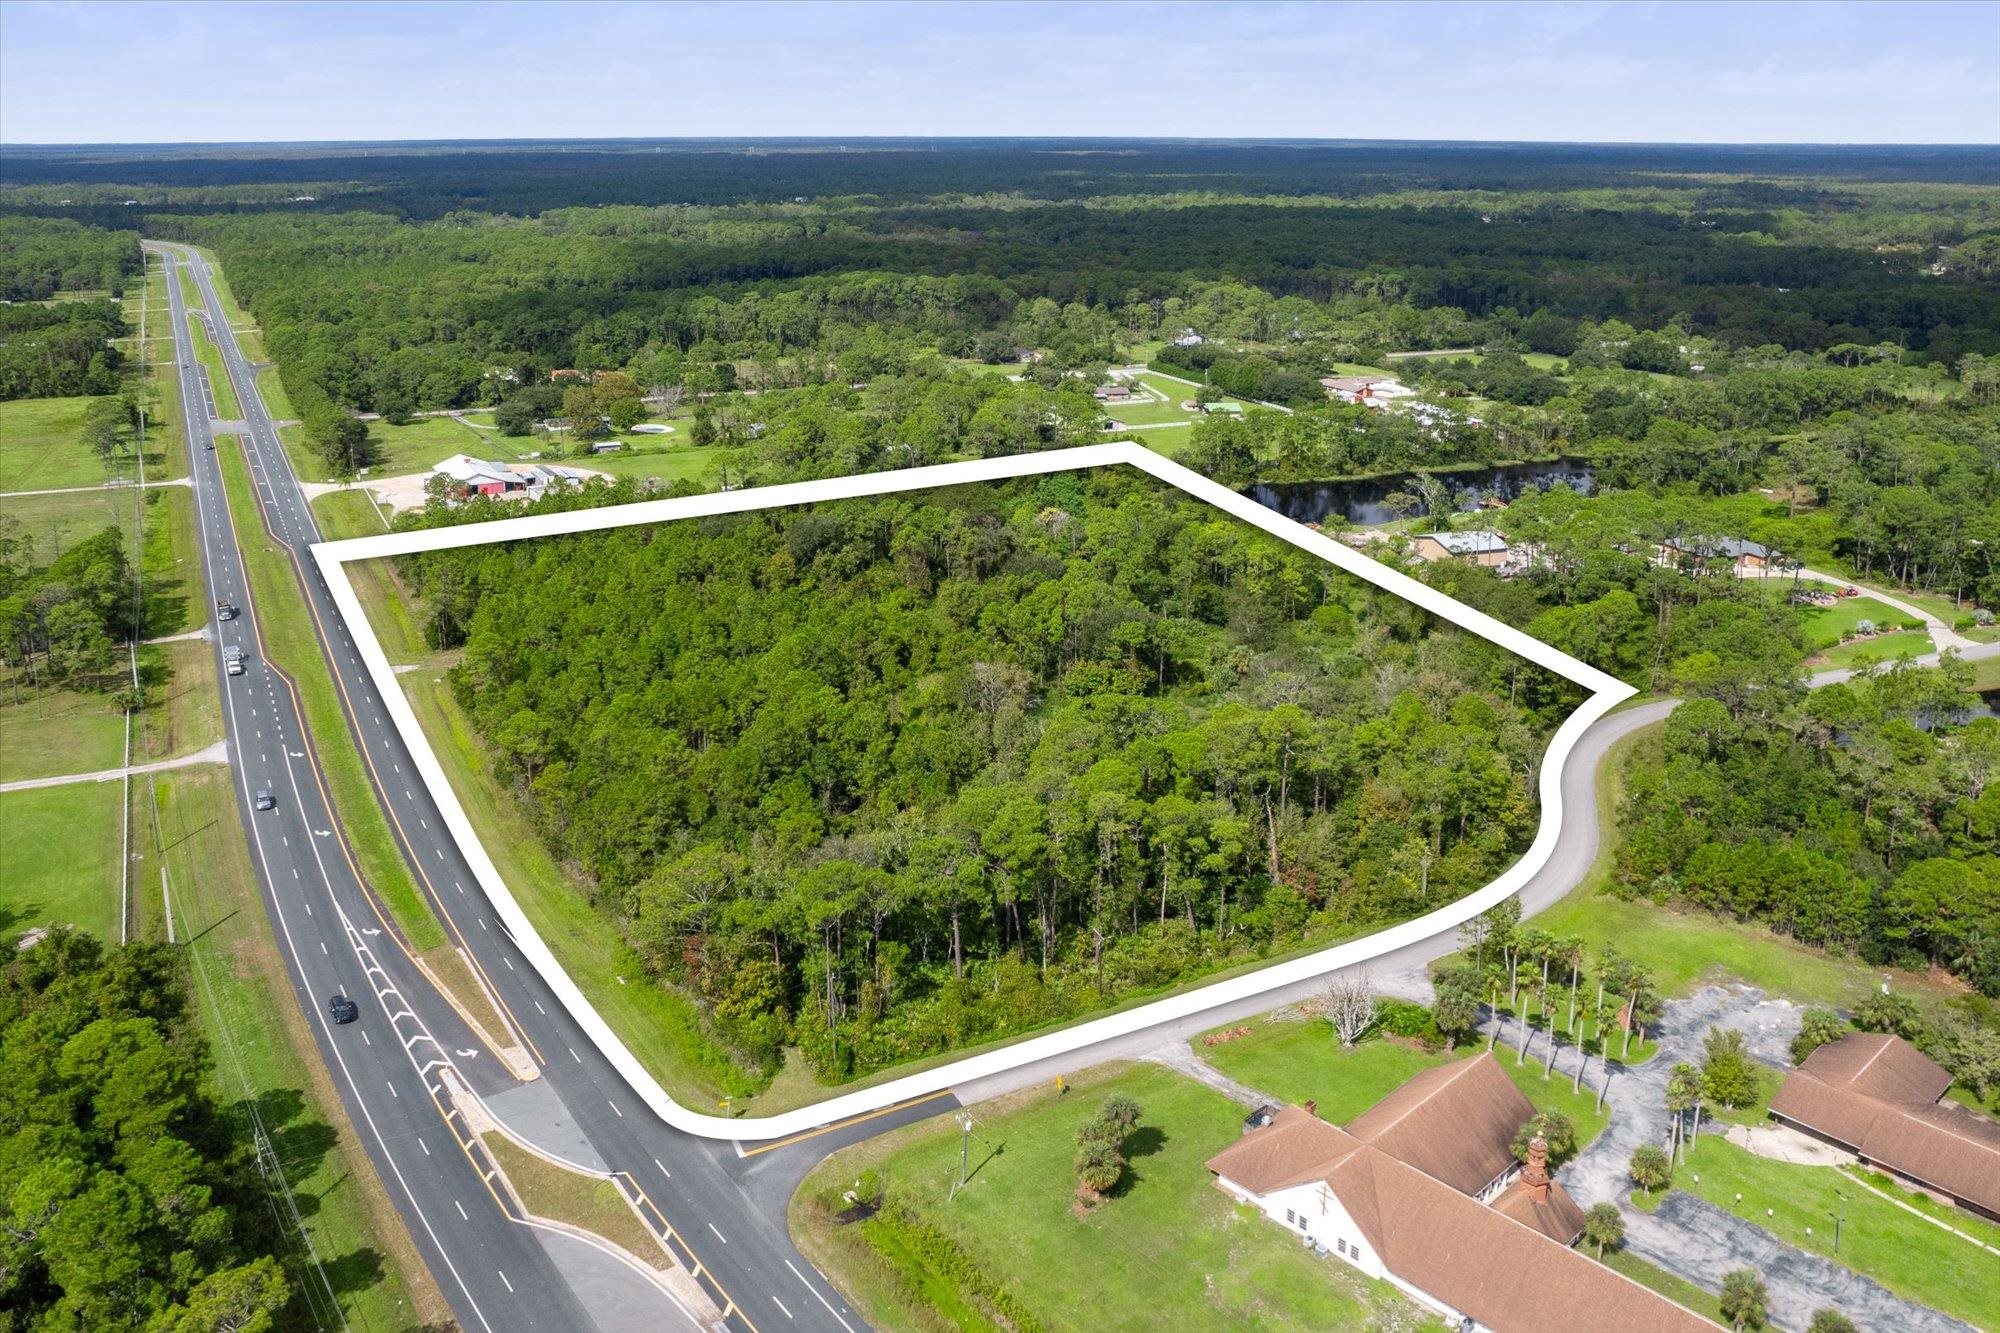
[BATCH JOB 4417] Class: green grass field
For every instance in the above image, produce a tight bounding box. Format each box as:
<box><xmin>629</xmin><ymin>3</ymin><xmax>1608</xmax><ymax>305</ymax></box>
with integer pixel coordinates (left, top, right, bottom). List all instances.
<box><xmin>1675</xmin><ymin>1136</ymin><xmax>1998</xmax><ymax>1328</ymax></box>
<box><xmin>1812</xmin><ymin>629</ymin><xmax>1934</xmax><ymax>669</ymax></box>
<box><xmin>0</xmin><ymin>782</ymin><xmax>125</xmax><ymax>941</ymax></box>
<box><xmin>793</xmin><ymin>1063</ymin><xmax>1435</xmax><ymax>1333</ymax></box>
<box><xmin>0</xmin><ymin>484</ymin><xmax>143</xmax><ymax>568</ymax></box>
<box><xmin>1196</xmin><ymin>1021</ymin><xmax>1612</xmax><ymax>1154</ymax></box>
<box><xmin>150</xmin><ymin>766</ymin><xmax>443</xmax><ymax>1330</ymax></box>
<box><xmin>1529</xmin><ymin>889</ymin><xmax>1950</xmax><ymax>1010</ymax></box>
<box><xmin>0</xmin><ymin>395</ymin><xmax>131</xmax><ymax>492</ymax></box>
<box><xmin>1790</xmin><ymin>594</ymin><xmax>1923</xmax><ymax>651</ymax></box>
<box><xmin>213</xmin><ymin>433</ymin><xmax>446</xmax><ymax>953</ymax></box>
<box><xmin>135</xmin><ymin>637</ymin><xmax>222</xmax><ymax>763</ymax></box>
<box><xmin>0</xmin><ymin>681</ymin><xmax>128</xmax><ymax>782</ymax></box>
<box><xmin>309</xmin><ymin>488</ymin><xmax>390</xmax><ymax>541</ymax></box>
<box><xmin>355</xmin><ymin>415</ymin><xmax>493</xmax><ymax>477</ymax></box>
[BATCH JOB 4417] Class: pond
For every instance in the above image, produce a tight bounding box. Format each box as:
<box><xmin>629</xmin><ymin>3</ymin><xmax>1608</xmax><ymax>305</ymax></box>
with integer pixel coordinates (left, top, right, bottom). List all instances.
<box><xmin>1247</xmin><ymin>458</ymin><xmax>1597</xmax><ymax>527</ymax></box>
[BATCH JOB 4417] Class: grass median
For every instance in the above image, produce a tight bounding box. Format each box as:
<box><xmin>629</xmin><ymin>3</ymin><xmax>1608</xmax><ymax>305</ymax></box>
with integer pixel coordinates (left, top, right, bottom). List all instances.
<box><xmin>188</xmin><ymin>313</ymin><xmax>241</xmax><ymax>421</ymax></box>
<box><xmin>213</xmin><ymin>431</ymin><xmax>446</xmax><ymax>953</ymax></box>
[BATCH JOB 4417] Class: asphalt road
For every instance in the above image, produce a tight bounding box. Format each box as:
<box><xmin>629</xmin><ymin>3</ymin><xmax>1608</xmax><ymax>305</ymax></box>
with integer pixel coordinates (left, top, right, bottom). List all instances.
<box><xmin>155</xmin><ymin>245</ymin><xmax>603</xmax><ymax>1332</ymax></box>
<box><xmin>155</xmin><ymin>242</ymin><xmax>932</xmax><ymax>1333</ymax></box>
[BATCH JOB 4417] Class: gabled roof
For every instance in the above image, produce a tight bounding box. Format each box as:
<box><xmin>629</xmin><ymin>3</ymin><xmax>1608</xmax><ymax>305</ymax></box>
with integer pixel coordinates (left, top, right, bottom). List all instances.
<box><xmin>1325</xmin><ymin>1147</ymin><xmax>1714</xmax><ymax>1333</ymax></box>
<box><xmin>433</xmin><ymin>453</ymin><xmax>518</xmax><ymax>487</ymax></box>
<box><xmin>1343</xmin><ymin>1051</ymin><xmax>1529</xmax><ymax>1194</ymax></box>
<box><xmin>1771</xmin><ymin>1032</ymin><xmax>2000</xmax><ymax>1215</ymax></box>
<box><xmin>1203</xmin><ymin>1105</ymin><xmax>1362</xmax><ymax>1196</ymax></box>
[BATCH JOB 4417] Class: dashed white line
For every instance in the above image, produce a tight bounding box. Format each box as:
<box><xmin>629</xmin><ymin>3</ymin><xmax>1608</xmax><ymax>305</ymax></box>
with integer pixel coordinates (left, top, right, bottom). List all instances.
<box><xmin>455</xmin><ymin>1199</ymin><xmax>468</xmax><ymax>1220</ymax></box>
<box><xmin>503</xmin><ymin>957</ymin><xmax>514</xmax><ymax>971</ymax></box>
<box><xmin>388</xmin><ymin>1081</ymin><xmax>399</xmax><ymax>1098</ymax></box>
<box><xmin>653</xmin><ymin>1158</ymin><xmax>671</xmax><ymax>1179</ymax></box>
<box><xmin>608</xmin><ymin>1100</ymin><xmax>623</xmax><ymax>1118</ymax></box>
<box><xmin>773</xmin><ymin>1296</ymin><xmax>794</xmax><ymax>1319</ymax></box>
<box><xmin>533</xmin><ymin>1000</ymin><xmax>545</xmax><ymax>1014</ymax></box>
<box><xmin>497</xmin><ymin>1270</ymin><xmax>514</xmax><ymax>1294</ymax></box>
<box><xmin>707</xmin><ymin>1222</ymin><xmax>726</xmax><ymax>1243</ymax></box>
<box><xmin>419</xmin><ymin>1137</ymin><xmax>430</xmax><ymax>1156</ymax></box>
<box><xmin>569</xmin><ymin>1046</ymin><xmax>580</xmax><ymax>1062</ymax></box>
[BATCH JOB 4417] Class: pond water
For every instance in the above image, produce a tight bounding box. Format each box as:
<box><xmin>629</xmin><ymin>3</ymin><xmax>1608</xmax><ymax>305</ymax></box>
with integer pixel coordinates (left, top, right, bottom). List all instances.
<box><xmin>1246</xmin><ymin>458</ymin><xmax>1597</xmax><ymax>527</ymax></box>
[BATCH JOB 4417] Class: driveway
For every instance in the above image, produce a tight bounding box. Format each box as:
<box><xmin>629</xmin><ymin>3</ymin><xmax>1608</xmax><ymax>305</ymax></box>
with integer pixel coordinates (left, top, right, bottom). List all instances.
<box><xmin>1560</xmin><ymin>984</ymin><xmax>1970</xmax><ymax>1332</ymax></box>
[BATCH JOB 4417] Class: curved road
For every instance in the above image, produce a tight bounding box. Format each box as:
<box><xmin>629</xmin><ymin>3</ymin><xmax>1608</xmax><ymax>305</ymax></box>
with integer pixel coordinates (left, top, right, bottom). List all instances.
<box><xmin>156</xmin><ymin>236</ymin><xmax>1995</xmax><ymax>1329</ymax></box>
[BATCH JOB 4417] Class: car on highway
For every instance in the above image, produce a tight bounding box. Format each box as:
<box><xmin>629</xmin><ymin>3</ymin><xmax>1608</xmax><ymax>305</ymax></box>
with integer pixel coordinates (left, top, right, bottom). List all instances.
<box><xmin>253</xmin><ymin>789</ymin><xmax>276</xmax><ymax>811</ymax></box>
<box><xmin>216</xmin><ymin>598</ymin><xmax>237</xmax><ymax>621</ymax></box>
<box><xmin>328</xmin><ymin>993</ymin><xmax>360</xmax><ymax>1024</ymax></box>
<box><xmin>225</xmin><ymin>645</ymin><xmax>246</xmax><ymax>676</ymax></box>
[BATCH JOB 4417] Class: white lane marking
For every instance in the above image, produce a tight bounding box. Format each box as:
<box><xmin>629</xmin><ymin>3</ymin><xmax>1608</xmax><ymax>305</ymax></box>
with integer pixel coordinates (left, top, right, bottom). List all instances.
<box><xmin>533</xmin><ymin>1000</ymin><xmax>544</xmax><ymax>1014</ymax></box>
<box><xmin>320</xmin><ymin>941</ymin><xmax>328</xmax><ymax>954</ymax></box>
<box><xmin>418</xmin><ymin>1137</ymin><xmax>429</xmax><ymax>1156</ymax></box>
<box><xmin>569</xmin><ymin>1047</ymin><xmax>580</xmax><ymax>1062</ymax></box>
<box><xmin>653</xmin><ymin>1158</ymin><xmax>671</xmax><ymax>1179</ymax></box>
<box><xmin>455</xmin><ymin>1199</ymin><xmax>468</xmax><ymax>1220</ymax></box>
<box><xmin>361</xmin><ymin>1030</ymin><xmax>370</xmax><ymax>1045</ymax></box>
<box><xmin>476</xmin><ymin>918</ymin><xmax>486</xmax><ymax>930</ymax></box>
<box><xmin>787</xmin><ymin>1259</ymin><xmax>857</xmax><ymax>1332</ymax></box>
<box><xmin>388</xmin><ymin>1081</ymin><xmax>398</xmax><ymax>1098</ymax></box>
<box><xmin>773</xmin><ymin>1297</ymin><xmax>794</xmax><ymax>1319</ymax></box>
<box><xmin>707</xmin><ymin>1222</ymin><xmax>726</xmax><ymax>1243</ymax></box>
<box><xmin>497</xmin><ymin>1270</ymin><xmax>514</xmax><ymax>1294</ymax></box>
<box><xmin>503</xmin><ymin>957</ymin><xmax>513</xmax><ymax>971</ymax></box>
<box><xmin>608</xmin><ymin>1100</ymin><xmax>623</xmax><ymax>1118</ymax></box>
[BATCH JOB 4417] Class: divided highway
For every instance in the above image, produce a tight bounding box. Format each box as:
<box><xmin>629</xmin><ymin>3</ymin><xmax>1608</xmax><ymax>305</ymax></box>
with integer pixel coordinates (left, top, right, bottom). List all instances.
<box><xmin>153</xmin><ymin>242</ymin><xmax>900</xmax><ymax>1332</ymax></box>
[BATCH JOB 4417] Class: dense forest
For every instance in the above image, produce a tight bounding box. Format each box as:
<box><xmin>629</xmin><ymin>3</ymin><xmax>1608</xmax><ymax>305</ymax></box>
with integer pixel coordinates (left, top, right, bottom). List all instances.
<box><xmin>402</xmin><ymin>471</ymin><xmax>1572</xmax><ymax>1079</ymax></box>
<box><xmin>0</xmin><ymin>931</ymin><xmax>291</xmax><ymax>1329</ymax></box>
<box><xmin>4</xmin><ymin>138</ymin><xmax>1996</xmax><ymax>1090</ymax></box>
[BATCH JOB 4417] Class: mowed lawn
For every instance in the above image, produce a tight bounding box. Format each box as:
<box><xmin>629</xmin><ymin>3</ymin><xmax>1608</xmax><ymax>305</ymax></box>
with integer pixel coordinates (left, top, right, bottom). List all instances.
<box><xmin>794</xmin><ymin>1063</ymin><xmax>1434</xmax><ymax>1332</ymax></box>
<box><xmin>0</xmin><ymin>682</ymin><xmax>128</xmax><ymax>782</ymax></box>
<box><xmin>1814</xmin><ymin>629</ymin><xmax>1933</xmax><ymax>669</ymax></box>
<box><xmin>0</xmin><ymin>486</ymin><xmax>143</xmax><ymax>564</ymax></box>
<box><xmin>0</xmin><ymin>783</ymin><xmax>125</xmax><ymax>941</ymax></box>
<box><xmin>1527</xmin><ymin>889</ymin><xmax>1950</xmax><ymax>1011</ymax></box>
<box><xmin>1675</xmin><ymin>1136</ymin><xmax>1999</xmax><ymax>1329</ymax></box>
<box><xmin>1197</xmin><ymin>1020</ymin><xmax>1611</xmax><ymax>1153</ymax></box>
<box><xmin>0</xmin><ymin>395</ymin><xmax>127</xmax><ymax>491</ymax></box>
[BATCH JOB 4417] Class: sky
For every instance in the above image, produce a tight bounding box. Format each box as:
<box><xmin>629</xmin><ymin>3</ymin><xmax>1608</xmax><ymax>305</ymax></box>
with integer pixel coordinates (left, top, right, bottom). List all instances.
<box><xmin>1</xmin><ymin>0</ymin><xmax>1995</xmax><ymax>146</ymax></box>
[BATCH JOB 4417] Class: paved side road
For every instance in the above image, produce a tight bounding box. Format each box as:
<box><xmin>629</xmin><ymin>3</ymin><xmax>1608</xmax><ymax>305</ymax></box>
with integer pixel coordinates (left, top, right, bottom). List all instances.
<box><xmin>0</xmin><ymin>740</ymin><xmax>229</xmax><ymax>791</ymax></box>
<box><xmin>1561</xmin><ymin>985</ymin><xmax>1970</xmax><ymax>1333</ymax></box>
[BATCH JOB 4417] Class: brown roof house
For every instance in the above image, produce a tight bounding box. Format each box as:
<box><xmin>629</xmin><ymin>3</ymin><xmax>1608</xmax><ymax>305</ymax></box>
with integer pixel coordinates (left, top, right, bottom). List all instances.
<box><xmin>1770</xmin><ymin>1031</ymin><xmax>2000</xmax><ymax>1221</ymax></box>
<box><xmin>1207</xmin><ymin>1052</ymin><xmax>1714</xmax><ymax>1332</ymax></box>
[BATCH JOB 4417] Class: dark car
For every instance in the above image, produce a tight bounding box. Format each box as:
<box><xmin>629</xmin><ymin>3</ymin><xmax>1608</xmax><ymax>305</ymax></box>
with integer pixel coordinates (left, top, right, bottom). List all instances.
<box><xmin>328</xmin><ymin>993</ymin><xmax>359</xmax><ymax>1024</ymax></box>
<box><xmin>253</xmin><ymin>789</ymin><xmax>276</xmax><ymax>811</ymax></box>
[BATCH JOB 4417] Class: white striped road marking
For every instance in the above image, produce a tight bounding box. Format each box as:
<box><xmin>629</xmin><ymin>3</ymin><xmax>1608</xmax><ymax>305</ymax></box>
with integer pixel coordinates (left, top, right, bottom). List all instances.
<box><xmin>774</xmin><ymin>1297</ymin><xmax>793</xmax><ymax>1319</ymax></box>
<box><xmin>569</xmin><ymin>1047</ymin><xmax>580</xmax><ymax>1062</ymax></box>
<box><xmin>608</xmin><ymin>1100</ymin><xmax>623</xmax><ymax>1118</ymax></box>
<box><xmin>388</xmin><ymin>1081</ymin><xmax>398</xmax><ymax>1098</ymax></box>
<box><xmin>654</xmin><ymin>1158</ymin><xmax>671</xmax><ymax>1179</ymax></box>
<box><xmin>419</xmin><ymin>1137</ymin><xmax>429</xmax><ymax>1155</ymax></box>
<box><xmin>497</xmin><ymin>1270</ymin><xmax>513</xmax><ymax>1294</ymax></box>
<box><xmin>503</xmin><ymin>957</ymin><xmax>513</xmax><ymax>971</ymax></box>
<box><xmin>455</xmin><ymin>1200</ymin><xmax>468</xmax><ymax>1220</ymax></box>
<box><xmin>787</xmin><ymin>1260</ymin><xmax>857</xmax><ymax>1332</ymax></box>
<box><xmin>361</xmin><ymin>1031</ymin><xmax>370</xmax><ymax>1045</ymax></box>
<box><xmin>707</xmin><ymin>1223</ymin><xmax>726</xmax><ymax>1243</ymax></box>
<box><xmin>533</xmin><ymin>1000</ymin><xmax>545</xmax><ymax>1014</ymax></box>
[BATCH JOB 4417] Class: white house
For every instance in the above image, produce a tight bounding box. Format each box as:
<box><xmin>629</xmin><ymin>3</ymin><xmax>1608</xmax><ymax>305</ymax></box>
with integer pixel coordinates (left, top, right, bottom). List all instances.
<box><xmin>1207</xmin><ymin>1053</ymin><xmax>1716</xmax><ymax>1333</ymax></box>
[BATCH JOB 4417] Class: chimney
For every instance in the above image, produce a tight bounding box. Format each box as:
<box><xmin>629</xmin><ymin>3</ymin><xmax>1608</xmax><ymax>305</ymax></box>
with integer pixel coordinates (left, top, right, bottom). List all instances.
<box><xmin>1305</xmin><ymin>1100</ymin><xmax>1318</xmax><ymax>1120</ymax></box>
<box><xmin>1520</xmin><ymin>1134</ymin><xmax>1550</xmax><ymax>1200</ymax></box>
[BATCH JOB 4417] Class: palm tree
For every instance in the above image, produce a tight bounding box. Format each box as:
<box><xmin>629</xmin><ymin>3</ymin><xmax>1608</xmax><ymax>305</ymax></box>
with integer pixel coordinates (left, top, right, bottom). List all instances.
<box><xmin>1720</xmin><ymin>1269</ymin><xmax>1769</xmax><ymax>1332</ymax></box>
<box><xmin>1665</xmin><ymin>1063</ymin><xmax>1701</xmax><ymax>1163</ymax></box>
<box><xmin>1628</xmin><ymin>1144</ymin><xmax>1671</xmax><ymax>1195</ymax></box>
<box><xmin>1621</xmin><ymin>962</ymin><xmax>1655</xmax><ymax>1059</ymax></box>
<box><xmin>1582</xmin><ymin>1202</ymin><xmax>1625</xmax><ymax>1260</ymax></box>
<box><xmin>1561</xmin><ymin>935</ymin><xmax>1586</xmax><ymax>1036</ymax></box>
<box><xmin>1540</xmin><ymin>977</ymin><xmax>1561</xmax><ymax>1078</ymax></box>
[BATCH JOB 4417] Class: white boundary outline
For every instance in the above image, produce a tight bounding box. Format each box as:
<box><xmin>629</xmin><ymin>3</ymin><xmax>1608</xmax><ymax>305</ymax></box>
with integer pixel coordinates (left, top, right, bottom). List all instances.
<box><xmin>312</xmin><ymin>442</ymin><xmax>1632</xmax><ymax>1140</ymax></box>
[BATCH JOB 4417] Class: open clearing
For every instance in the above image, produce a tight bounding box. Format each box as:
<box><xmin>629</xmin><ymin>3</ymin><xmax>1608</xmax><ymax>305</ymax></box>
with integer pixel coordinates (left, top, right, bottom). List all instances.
<box><xmin>0</xmin><ymin>782</ymin><xmax>125</xmax><ymax>940</ymax></box>
<box><xmin>0</xmin><ymin>394</ymin><xmax>129</xmax><ymax>491</ymax></box>
<box><xmin>793</xmin><ymin>1062</ymin><xmax>1430</xmax><ymax>1332</ymax></box>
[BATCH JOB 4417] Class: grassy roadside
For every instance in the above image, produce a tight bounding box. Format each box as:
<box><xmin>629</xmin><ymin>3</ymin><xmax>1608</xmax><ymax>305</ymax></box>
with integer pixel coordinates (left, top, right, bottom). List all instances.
<box><xmin>792</xmin><ymin>1061</ymin><xmax>1436</xmax><ymax>1333</ymax></box>
<box><xmin>0</xmin><ymin>783</ymin><xmax>125</xmax><ymax>941</ymax></box>
<box><xmin>150</xmin><ymin>765</ymin><xmax>446</xmax><ymax>1332</ymax></box>
<box><xmin>212</xmin><ymin>431</ymin><xmax>447</xmax><ymax>954</ymax></box>
<box><xmin>187</xmin><ymin>313</ymin><xmax>242</xmax><ymax>420</ymax></box>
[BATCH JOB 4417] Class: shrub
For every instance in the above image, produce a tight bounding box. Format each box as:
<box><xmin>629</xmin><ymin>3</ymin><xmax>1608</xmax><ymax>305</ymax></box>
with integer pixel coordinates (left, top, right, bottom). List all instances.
<box><xmin>1379</xmin><ymin>997</ymin><xmax>1447</xmax><ymax>1050</ymax></box>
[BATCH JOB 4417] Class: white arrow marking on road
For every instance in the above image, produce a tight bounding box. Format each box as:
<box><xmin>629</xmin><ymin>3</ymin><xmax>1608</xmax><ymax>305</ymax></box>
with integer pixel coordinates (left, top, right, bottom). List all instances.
<box><xmin>361</xmin><ymin>928</ymin><xmax>382</xmax><ymax>936</ymax></box>
<box><xmin>314</xmin><ymin>829</ymin><xmax>332</xmax><ymax>837</ymax></box>
<box><xmin>455</xmin><ymin>1048</ymin><xmax>477</xmax><ymax>1058</ymax></box>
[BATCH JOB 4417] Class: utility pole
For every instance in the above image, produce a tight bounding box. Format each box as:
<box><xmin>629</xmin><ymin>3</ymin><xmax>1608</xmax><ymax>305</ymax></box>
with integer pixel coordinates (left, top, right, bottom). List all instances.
<box><xmin>950</xmin><ymin>1112</ymin><xmax>974</xmax><ymax>1199</ymax></box>
<box><xmin>1834</xmin><ymin>1190</ymin><xmax>1846</xmax><ymax>1253</ymax></box>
